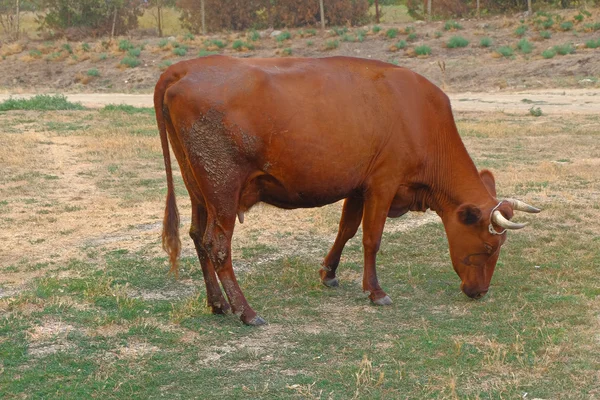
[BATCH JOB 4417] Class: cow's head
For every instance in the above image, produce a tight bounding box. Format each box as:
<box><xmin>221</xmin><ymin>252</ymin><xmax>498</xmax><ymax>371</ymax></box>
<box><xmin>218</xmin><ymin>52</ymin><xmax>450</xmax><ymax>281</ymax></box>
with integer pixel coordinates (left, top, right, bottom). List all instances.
<box><xmin>441</xmin><ymin>170</ymin><xmax>540</xmax><ymax>299</ymax></box>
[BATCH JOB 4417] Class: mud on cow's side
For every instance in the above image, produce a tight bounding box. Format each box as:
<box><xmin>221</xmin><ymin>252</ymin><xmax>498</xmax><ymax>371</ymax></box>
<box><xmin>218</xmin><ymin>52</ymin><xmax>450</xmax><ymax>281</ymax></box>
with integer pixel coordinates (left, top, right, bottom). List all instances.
<box><xmin>154</xmin><ymin>55</ymin><xmax>540</xmax><ymax>326</ymax></box>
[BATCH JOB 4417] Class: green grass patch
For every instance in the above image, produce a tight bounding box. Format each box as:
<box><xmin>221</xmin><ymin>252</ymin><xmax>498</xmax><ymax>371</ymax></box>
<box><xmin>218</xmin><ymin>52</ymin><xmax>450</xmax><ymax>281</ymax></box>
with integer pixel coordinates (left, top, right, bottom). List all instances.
<box><xmin>276</xmin><ymin>31</ymin><xmax>292</xmax><ymax>42</ymax></box>
<box><xmin>101</xmin><ymin>104</ymin><xmax>154</xmax><ymax>115</ymax></box>
<box><xmin>120</xmin><ymin>56</ymin><xmax>140</xmax><ymax>68</ymax></box>
<box><xmin>479</xmin><ymin>37</ymin><xmax>492</xmax><ymax>47</ymax></box>
<box><xmin>529</xmin><ymin>106</ymin><xmax>543</xmax><ymax>117</ymax></box>
<box><xmin>444</xmin><ymin>20</ymin><xmax>462</xmax><ymax>31</ymax></box>
<box><xmin>372</xmin><ymin>25</ymin><xmax>381</xmax><ymax>34</ymax></box>
<box><xmin>248</xmin><ymin>29</ymin><xmax>260</xmax><ymax>41</ymax></box>
<box><xmin>554</xmin><ymin>43</ymin><xmax>575</xmax><ymax>55</ymax></box>
<box><xmin>540</xmin><ymin>30</ymin><xmax>552</xmax><ymax>39</ymax></box>
<box><xmin>414</xmin><ymin>45</ymin><xmax>431</xmax><ymax>56</ymax></box>
<box><xmin>517</xmin><ymin>38</ymin><xmax>534</xmax><ymax>54</ymax></box>
<box><xmin>394</xmin><ymin>40</ymin><xmax>407</xmax><ymax>50</ymax></box>
<box><xmin>86</xmin><ymin>68</ymin><xmax>100</xmax><ymax>77</ymax></box>
<box><xmin>514</xmin><ymin>24</ymin><xmax>527</xmax><ymax>37</ymax></box>
<box><xmin>118</xmin><ymin>39</ymin><xmax>134</xmax><ymax>51</ymax></box>
<box><xmin>0</xmin><ymin>95</ymin><xmax>85</xmax><ymax>112</ymax></box>
<box><xmin>585</xmin><ymin>38</ymin><xmax>600</xmax><ymax>48</ymax></box>
<box><xmin>172</xmin><ymin>46</ymin><xmax>187</xmax><ymax>57</ymax></box>
<box><xmin>496</xmin><ymin>46</ymin><xmax>514</xmax><ymax>57</ymax></box>
<box><xmin>385</xmin><ymin>28</ymin><xmax>399</xmax><ymax>39</ymax></box>
<box><xmin>447</xmin><ymin>35</ymin><xmax>469</xmax><ymax>48</ymax></box>
<box><xmin>198</xmin><ymin>50</ymin><xmax>218</xmax><ymax>57</ymax></box>
<box><xmin>560</xmin><ymin>21</ymin><xmax>574</xmax><ymax>31</ymax></box>
<box><xmin>232</xmin><ymin>40</ymin><xmax>254</xmax><ymax>51</ymax></box>
<box><xmin>207</xmin><ymin>39</ymin><xmax>226</xmax><ymax>49</ymax></box>
<box><xmin>324</xmin><ymin>40</ymin><xmax>339</xmax><ymax>50</ymax></box>
<box><xmin>542</xmin><ymin>48</ymin><xmax>556</xmax><ymax>59</ymax></box>
<box><xmin>127</xmin><ymin>47</ymin><xmax>141</xmax><ymax>58</ymax></box>
<box><xmin>158</xmin><ymin>38</ymin><xmax>169</xmax><ymax>48</ymax></box>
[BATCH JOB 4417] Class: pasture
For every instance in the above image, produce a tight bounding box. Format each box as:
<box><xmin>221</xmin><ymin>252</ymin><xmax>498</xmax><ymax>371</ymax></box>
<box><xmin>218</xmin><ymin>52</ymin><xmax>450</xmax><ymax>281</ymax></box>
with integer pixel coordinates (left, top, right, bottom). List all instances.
<box><xmin>0</xmin><ymin>96</ymin><xmax>599</xmax><ymax>398</ymax></box>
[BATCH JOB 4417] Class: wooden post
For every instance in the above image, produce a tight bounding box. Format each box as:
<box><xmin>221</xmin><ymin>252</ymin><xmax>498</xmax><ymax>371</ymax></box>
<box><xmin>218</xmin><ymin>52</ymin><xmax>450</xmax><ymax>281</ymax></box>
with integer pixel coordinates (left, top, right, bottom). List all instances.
<box><xmin>201</xmin><ymin>0</ymin><xmax>206</xmax><ymax>34</ymax></box>
<box><xmin>319</xmin><ymin>0</ymin><xmax>325</xmax><ymax>30</ymax></box>
<box><xmin>375</xmin><ymin>0</ymin><xmax>380</xmax><ymax>24</ymax></box>
<box><xmin>15</xmin><ymin>0</ymin><xmax>20</xmax><ymax>39</ymax></box>
<box><xmin>427</xmin><ymin>0</ymin><xmax>432</xmax><ymax>22</ymax></box>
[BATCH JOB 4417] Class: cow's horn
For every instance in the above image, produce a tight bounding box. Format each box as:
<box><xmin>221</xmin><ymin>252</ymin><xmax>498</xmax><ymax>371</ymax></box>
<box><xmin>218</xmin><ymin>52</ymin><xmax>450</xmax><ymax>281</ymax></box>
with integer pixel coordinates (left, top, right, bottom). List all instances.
<box><xmin>492</xmin><ymin>210</ymin><xmax>528</xmax><ymax>230</ymax></box>
<box><xmin>504</xmin><ymin>198</ymin><xmax>541</xmax><ymax>214</ymax></box>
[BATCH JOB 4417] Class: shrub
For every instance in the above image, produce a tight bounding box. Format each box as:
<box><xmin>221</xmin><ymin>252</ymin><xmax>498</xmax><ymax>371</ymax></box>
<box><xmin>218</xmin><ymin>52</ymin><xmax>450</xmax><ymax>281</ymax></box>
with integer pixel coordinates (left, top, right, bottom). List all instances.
<box><xmin>357</xmin><ymin>29</ymin><xmax>366</xmax><ymax>42</ymax></box>
<box><xmin>87</xmin><ymin>68</ymin><xmax>100</xmax><ymax>77</ymax></box>
<box><xmin>208</xmin><ymin>39</ymin><xmax>226</xmax><ymax>49</ymax></box>
<box><xmin>158</xmin><ymin>38</ymin><xmax>169</xmax><ymax>48</ymax></box>
<box><xmin>249</xmin><ymin>30</ymin><xmax>260</xmax><ymax>41</ymax></box>
<box><xmin>554</xmin><ymin>43</ymin><xmax>575</xmax><ymax>55</ymax></box>
<box><xmin>172</xmin><ymin>46</ymin><xmax>188</xmax><ymax>56</ymax></box>
<box><xmin>583</xmin><ymin>22</ymin><xmax>600</xmax><ymax>32</ymax></box>
<box><xmin>407</xmin><ymin>32</ymin><xmax>417</xmax><ymax>41</ymax></box>
<box><xmin>305</xmin><ymin>29</ymin><xmax>317</xmax><ymax>36</ymax></box>
<box><xmin>342</xmin><ymin>34</ymin><xmax>355</xmax><ymax>42</ymax></box>
<box><xmin>394</xmin><ymin>40</ymin><xmax>407</xmax><ymax>50</ymax></box>
<box><xmin>414</xmin><ymin>45</ymin><xmax>431</xmax><ymax>55</ymax></box>
<box><xmin>560</xmin><ymin>21</ymin><xmax>574</xmax><ymax>31</ymax></box>
<box><xmin>333</xmin><ymin>26</ymin><xmax>348</xmax><ymax>36</ymax></box>
<box><xmin>276</xmin><ymin>31</ymin><xmax>292</xmax><ymax>42</ymax></box>
<box><xmin>198</xmin><ymin>50</ymin><xmax>218</xmax><ymax>57</ymax></box>
<box><xmin>542</xmin><ymin>49</ymin><xmax>556</xmax><ymax>58</ymax></box>
<box><xmin>0</xmin><ymin>94</ymin><xmax>85</xmax><ymax>111</ymax></box>
<box><xmin>324</xmin><ymin>40</ymin><xmax>339</xmax><ymax>50</ymax></box>
<box><xmin>529</xmin><ymin>107</ymin><xmax>542</xmax><ymax>117</ymax></box>
<box><xmin>574</xmin><ymin>13</ymin><xmax>584</xmax><ymax>23</ymax></box>
<box><xmin>447</xmin><ymin>36</ymin><xmax>469</xmax><ymax>48</ymax></box>
<box><xmin>372</xmin><ymin>25</ymin><xmax>381</xmax><ymax>34</ymax></box>
<box><xmin>514</xmin><ymin>25</ymin><xmax>527</xmax><ymax>37</ymax></box>
<box><xmin>517</xmin><ymin>39</ymin><xmax>533</xmax><ymax>54</ymax></box>
<box><xmin>62</xmin><ymin>43</ymin><xmax>73</xmax><ymax>54</ymax></box>
<box><xmin>183</xmin><ymin>32</ymin><xmax>195</xmax><ymax>41</ymax></box>
<box><xmin>128</xmin><ymin>47</ymin><xmax>141</xmax><ymax>58</ymax></box>
<box><xmin>480</xmin><ymin>37</ymin><xmax>492</xmax><ymax>47</ymax></box>
<box><xmin>81</xmin><ymin>43</ymin><xmax>90</xmax><ymax>52</ymax></box>
<box><xmin>540</xmin><ymin>30</ymin><xmax>551</xmax><ymax>39</ymax></box>
<box><xmin>496</xmin><ymin>46</ymin><xmax>513</xmax><ymax>57</ymax></box>
<box><xmin>28</xmin><ymin>49</ymin><xmax>42</xmax><ymax>58</ymax></box>
<box><xmin>585</xmin><ymin>39</ymin><xmax>600</xmax><ymax>49</ymax></box>
<box><xmin>434</xmin><ymin>31</ymin><xmax>442</xmax><ymax>38</ymax></box>
<box><xmin>120</xmin><ymin>56</ymin><xmax>140</xmax><ymax>68</ymax></box>
<box><xmin>98</xmin><ymin>53</ymin><xmax>108</xmax><ymax>60</ymax></box>
<box><xmin>282</xmin><ymin>48</ymin><xmax>292</xmax><ymax>56</ymax></box>
<box><xmin>159</xmin><ymin>60</ymin><xmax>172</xmax><ymax>70</ymax></box>
<box><xmin>307</xmin><ymin>40</ymin><xmax>314</xmax><ymax>46</ymax></box>
<box><xmin>119</xmin><ymin>39</ymin><xmax>134</xmax><ymax>52</ymax></box>
<box><xmin>444</xmin><ymin>20</ymin><xmax>462</xmax><ymax>31</ymax></box>
<box><xmin>232</xmin><ymin>40</ymin><xmax>254</xmax><ymax>51</ymax></box>
<box><xmin>385</xmin><ymin>28</ymin><xmax>398</xmax><ymax>39</ymax></box>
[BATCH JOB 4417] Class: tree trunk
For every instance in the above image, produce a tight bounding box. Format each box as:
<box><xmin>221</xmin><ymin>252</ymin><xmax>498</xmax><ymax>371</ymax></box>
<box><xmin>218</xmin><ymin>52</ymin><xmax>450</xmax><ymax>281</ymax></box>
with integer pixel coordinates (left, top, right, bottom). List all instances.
<box><xmin>427</xmin><ymin>0</ymin><xmax>432</xmax><ymax>21</ymax></box>
<box><xmin>201</xmin><ymin>0</ymin><xmax>206</xmax><ymax>34</ymax></box>
<box><xmin>374</xmin><ymin>0</ymin><xmax>380</xmax><ymax>24</ymax></box>
<box><xmin>319</xmin><ymin>0</ymin><xmax>325</xmax><ymax>30</ymax></box>
<box><xmin>15</xmin><ymin>0</ymin><xmax>20</xmax><ymax>39</ymax></box>
<box><xmin>476</xmin><ymin>0</ymin><xmax>480</xmax><ymax>19</ymax></box>
<box><xmin>157</xmin><ymin>0</ymin><xmax>162</xmax><ymax>37</ymax></box>
<box><xmin>111</xmin><ymin>6</ymin><xmax>117</xmax><ymax>40</ymax></box>
<box><xmin>527</xmin><ymin>0</ymin><xmax>532</xmax><ymax>17</ymax></box>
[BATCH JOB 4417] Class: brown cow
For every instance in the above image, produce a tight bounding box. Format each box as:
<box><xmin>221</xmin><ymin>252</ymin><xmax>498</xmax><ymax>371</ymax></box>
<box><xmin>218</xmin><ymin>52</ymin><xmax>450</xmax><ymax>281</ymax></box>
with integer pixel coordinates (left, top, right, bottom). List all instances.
<box><xmin>154</xmin><ymin>55</ymin><xmax>539</xmax><ymax>326</ymax></box>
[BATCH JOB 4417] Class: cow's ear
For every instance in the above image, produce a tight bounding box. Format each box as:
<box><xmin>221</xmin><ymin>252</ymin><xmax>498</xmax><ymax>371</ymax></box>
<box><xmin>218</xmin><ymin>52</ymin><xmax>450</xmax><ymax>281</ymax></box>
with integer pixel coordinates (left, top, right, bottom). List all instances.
<box><xmin>479</xmin><ymin>169</ymin><xmax>497</xmax><ymax>198</ymax></box>
<box><xmin>457</xmin><ymin>204</ymin><xmax>482</xmax><ymax>226</ymax></box>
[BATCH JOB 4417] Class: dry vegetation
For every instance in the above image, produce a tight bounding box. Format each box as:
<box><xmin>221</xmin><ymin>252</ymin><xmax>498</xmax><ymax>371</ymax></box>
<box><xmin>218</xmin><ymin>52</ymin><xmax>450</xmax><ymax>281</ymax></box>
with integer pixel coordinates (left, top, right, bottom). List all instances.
<box><xmin>0</xmin><ymin>100</ymin><xmax>599</xmax><ymax>397</ymax></box>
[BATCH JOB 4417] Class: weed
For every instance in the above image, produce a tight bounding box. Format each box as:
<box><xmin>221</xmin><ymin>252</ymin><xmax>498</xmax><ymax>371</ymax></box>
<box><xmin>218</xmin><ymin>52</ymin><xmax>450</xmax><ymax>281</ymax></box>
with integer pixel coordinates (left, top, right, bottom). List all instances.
<box><xmin>585</xmin><ymin>39</ymin><xmax>600</xmax><ymax>48</ymax></box>
<box><xmin>28</xmin><ymin>49</ymin><xmax>42</xmax><ymax>58</ymax></box>
<box><xmin>372</xmin><ymin>25</ymin><xmax>381</xmax><ymax>34</ymax></box>
<box><xmin>198</xmin><ymin>50</ymin><xmax>218</xmax><ymax>57</ymax></box>
<box><xmin>480</xmin><ymin>37</ymin><xmax>492</xmax><ymax>47</ymax></box>
<box><xmin>128</xmin><ymin>47</ymin><xmax>141</xmax><ymax>58</ymax></box>
<box><xmin>306</xmin><ymin>28</ymin><xmax>317</xmax><ymax>36</ymax></box>
<box><xmin>414</xmin><ymin>45</ymin><xmax>431</xmax><ymax>55</ymax></box>
<box><xmin>282</xmin><ymin>47</ymin><xmax>292</xmax><ymax>56</ymax></box>
<box><xmin>101</xmin><ymin>104</ymin><xmax>154</xmax><ymax>114</ymax></box>
<box><xmin>394</xmin><ymin>40</ymin><xmax>407</xmax><ymax>50</ymax></box>
<box><xmin>385</xmin><ymin>28</ymin><xmax>398</xmax><ymax>39</ymax></box>
<box><xmin>249</xmin><ymin>30</ymin><xmax>260</xmax><ymax>41</ymax></box>
<box><xmin>554</xmin><ymin>43</ymin><xmax>575</xmax><ymax>55</ymax></box>
<box><xmin>62</xmin><ymin>43</ymin><xmax>73</xmax><ymax>54</ymax></box>
<box><xmin>98</xmin><ymin>53</ymin><xmax>108</xmax><ymax>60</ymax></box>
<box><xmin>356</xmin><ymin>29</ymin><xmax>366</xmax><ymax>42</ymax></box>
<box><xmin>81</xmin><ymin>42</ymin><xmax>90</xmax><ymax>52</ymax></box>
<box><xmin>444</xmin><ymin>20</ymin><xmax>462</xmax><ymax>31</ymax></box>
<box><xmin>158</xmin><ymin>38</ymin><xmax>169</xmax><ymax>48</ymax></box>
<box><xmin>342</xmin><ymin>34</ymin><xmax>355</xmax><ymax>42</ymax></box>
<box><xmin>158</xmin><ymin>60</ymin><xmax>172</xmax><ymax>70</ymax></box>
<box><xmin>540</xmin><ymin>30</ymin><xmax>552</xmax><ymax>39</ymax></box>
<box><xmin>183</xmin><ymin>32</ymin><xmax>195</xmax><ymax>41</ymax></box>
<box><xmin>583</xmin><ymin>22</ymin><xmax>600</xmax><ymax>32</ymax></box>
<box><xmin>276</xmin><ymin>31</ymin><xmax>292</xmax><ymax>42</ymax></box>
<box><xmin>324</xmin><ymin>40</ymin><xmax>339</xmax><ymax>50</ymax></box>
<box><xmin>434</xmin><ymin>31</ymin><xmax>443</xmax><ymax>38</ymax></box>
<box><xmin>232</xmin><ymin>40</ymin><xmax>254</xmax><ymax>51</ymax></box>
<box><xmin>307</xmin><ymin>40</ymin><xmax>314</xmax><ymax>46</ymax></box>
<box><xmin>447</xmin><ymin>35</ymin><xmax>469</xmax><ymax>48</ymax></box>
<box><xmin>517</xmin><ymin>38</ymin><xmax>533</xmax><ymax>54</ymax></box>
<box><xmin>514</xmin><ymin>25</ymin><xmax>527</xmax><ymax>37</ymax></box>
<box><xmin>0</xmin><ymin>95</ymin><xmax>85</xmax><ymax>111</ymax></box>
<box><xmin>542</xmin><ymin>49</ymin><xmax>556</xmax><ymax>58</ymax></box>
<box><xmin>208</xmin><ymin>39</ymin><xmax>226</xmax><ymax>49</ymax></box>
<box><xmin>118</xmin><ymin>39</ymin><xmax>134</xmax><ymax>51</ymax></box>
<box><xmin>120</xmin><ymin>56</ymin><xmax>141</xmax><ymax>68</ymax></box>
<box><xmin>529</xmin><ymin>106</ymin><xmax>543</xmax><ymax>117</ymax></box>
<box><xmin>574</xmin><ymin>13</ymin><xmax>584</xmax><ymax>23</ymax></box>
<box><xmin>86</xmin><ymin>68</ymin><xmax>100</xmax><ymax>77</ymax></box>
<box><xmin>496</xmin><ymin>46</ymin><xmax>514</xmax><ymax>57</ymax></box>
<box><xmin>407</xmin><ymin>32</ymin><xmax>417</xmax><ymax>41</ymax></box>
<box><xmin>333</xmin><ymin>26</ymin><xmax>348</xmax><ymax>36</ymax></box>
<box><xmin>560</xmin><ymin>21</ymin><xmax>574</xmax><ymax>31</ymax></box>
<box><xmin>172</xmin><ymin>46</ymin><xmax>187</xmax><ymax>56</ymax></box>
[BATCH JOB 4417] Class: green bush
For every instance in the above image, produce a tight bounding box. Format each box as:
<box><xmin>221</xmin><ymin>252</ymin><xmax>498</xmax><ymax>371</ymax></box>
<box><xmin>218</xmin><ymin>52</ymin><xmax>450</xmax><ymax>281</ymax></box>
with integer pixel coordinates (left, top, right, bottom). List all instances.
<box><xmin>325</xmin><ymin>40</ymin><xmax>339</xmax><ymax>50</ymax></box>
<box><xmin>517</xmin><ymin>39</ymin><xmax>533</xmax><ymax>54</ymax></box>
<box><xmin>514</xmin><ymin>25</ymin><xmax>527</xmax><ymax>37</ymax></box>
<box><xmin>28</xmin><ymin>49</ymin><xmax>42</xmax><ymax>58</ymax></box>
<box><xmin>119</xmin><ymin>39</ymin><xmax>134</xmax><ymax>51</ymax></box>
<box><xmin>249</xmin><ymin>30</ymin><xmax>260</xmax><ymax>41</ymax></box>
<box><xmin>198</xmin><ymin>50</ymin><xmax>218</xmax><ymax>57</ymax></box>
<box><xmin>414</xmin><ymin>45</ymin><xmax>431</xmax><ymax>55</ymax></box>
<box><xmin>0</xmin><ymin>95</ymin><xmax>85</xmax><ymax>112</ymax></box>
<box><xmin>172</xmin><ymin>46</ymin><xmax>188</xmax><ymax>56</ymax></box>
<box><xmin>407</xmin><ymin>32</ymin><xmax>417</xmax><ymax>41</ymax></box>
<box><xmin>128</xmin><ymin>47</ymin><xmax>141</xmax><ymax>58</ymax></box>
<box><xmin>542</xmin><ymin>49</ymin><xmax>556</xmax><ymax>58</ymax></box>
<box><xmin>496</xmin><ymin>46</ymin><xmax>513</xmax><ymax>57</ymax></box>
<box><xmin>434</xmin><ymin>31</ymin><xmax>443</xmax><ymax>38</ymax></box>
<box><xmin>183</xmin><ymin>32</ymin><xmax>195</xmax><ymax>41</ymax></box>
<box><xmin>158</xmin><ymin>38</ymin><xmax>169</xmax><ymax>48</ymax></box>
<box><xmin>583</xmin><ymin>22</ymin><xmax>600</xmax><ymax>31</ymax></box>
<box><xmin>282</xmin><ymin>47</ymin><xmax>292</xmax><ymax>56</ymax></box>
<box><xmin>307</xmin><ymin>40</ymin><xmax>314</xmax><ymax>46</ymax></box>
<box><xmin>333</xmin><ymin>26</ymin><xmax>348</xmax><ymax>36</ymax></box>
<box><xmin>86</xmin><ymin>68</ymin><xmax>100</xmax><ymax>77</ymax></box>
<box><xmin>385</xmin><ymin>28</ymin><xmax>398</xmax><ymax>39</ymax></box>
<box><xmin>585</xmin><ymin>39</ymin><xmax>600</xmax><ymax>49</ymax></box>
<box><xmin>62</xmin><ymin>43</ymin><xmax>73</xmax><ymax>54</ymax></box>
<box><xmin>479</xmin><ymin>37</ymin><xmax>492</xmax><ymax>47</ymax></box>
<box><xmin>574</xmin><ymin>13</ymin><xmax>584</xmax><ymax>22</ymax></box>
<box><xmin>342</xmin><ymin>34</ymin><xmax>355</xmax><ymax>42</ymax></box>
<box><xmin>81</xmin><ymin>43</ymin><xmax>90</xmax><ymax>52</ymax></box>
<box><xmin>394</xmin><ymin>40</ymin><xmax>407</xmax><ymax>50</ymax></box>
<box><xmin>560</xmin><ymin>21</ymin><xmax>574</xmax><ymax>31</ymax></box>
<box><xmin>529</xmin><ymin>107</ymin><xmax>542</xmax><ymax>117</ymax></box>
<box><xmin>159</xmin><ymin>60</ymin><xmax>172</xmax><ymax>69</ymax></box>
<box><xmin>276</xmin><ymin>31</ymin><xmax>292</xmax><ymax>42</ymax></box>
<box><xmin>372</xmin><ymin>25</ymin><xmax>381</xmax><ymax>33</ymax></box>
<box><xmin>540</xmin><ymin>30</ymin><xmax>551</xmax><ymax>39</ymax></box>
<box><xmin>444</xmin><ymin>20</ymin><xmax>462</xmax><ymax>31</ymax></box>
<box><xmin>99</xmin><ymin>53</ymin><xmax>108</xmax><ymax>60</ymax></box>
<box><xmin>120</xmin><ymin>56</ymin><xmax>140</xmax><ymax>68</ymax></box>
<box><xmin>209</xmin><ymin>39</ymin><xmax>226</xmax><ymax>49</ymax></box>
<box><xmin>554</xmin><ymin>43</ymin><xmax>575</xmax><ymax>55</ymax></box>
<box><xmin>447</xmin><ymin>36</ymin><xmax>469</xmax><ymax>48</ymax></box>
<box><xmin>357</xmin><ymin>29</ymin><xmax>366</xmax><ymax>42</ymax></box>
<box><xmin>232</xmin><ymin>40</ymin><xmax>254</xmax><ymax>51</ymax></box>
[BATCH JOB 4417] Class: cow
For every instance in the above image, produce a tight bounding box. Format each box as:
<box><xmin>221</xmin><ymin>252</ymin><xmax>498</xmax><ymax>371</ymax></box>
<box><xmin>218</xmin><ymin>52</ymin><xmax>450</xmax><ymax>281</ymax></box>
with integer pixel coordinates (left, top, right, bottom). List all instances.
<box><xmin>154</xmin><ymin>55</ymin><xmax>540</xmax><ymax>326</ymax></box>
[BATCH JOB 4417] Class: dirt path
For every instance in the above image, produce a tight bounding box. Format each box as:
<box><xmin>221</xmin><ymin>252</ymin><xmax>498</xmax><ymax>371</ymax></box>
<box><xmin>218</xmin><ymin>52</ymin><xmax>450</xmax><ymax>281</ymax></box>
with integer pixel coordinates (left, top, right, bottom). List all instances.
<box><xmin>1</xmin><ymin>89</ymin><xmax>600</xmax><ymax>114</ymax></box>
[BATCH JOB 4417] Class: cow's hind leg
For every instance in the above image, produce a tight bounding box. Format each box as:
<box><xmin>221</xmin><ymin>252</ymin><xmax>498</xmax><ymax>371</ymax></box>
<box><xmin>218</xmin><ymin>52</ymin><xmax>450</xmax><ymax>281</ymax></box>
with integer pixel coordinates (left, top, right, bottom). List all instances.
<box><xmin>203</xmin><ymin>203</ymin><xmax>265</xmax><ymax>326</ymax></box>
<box><xmin>320</xmin><ymin>195</ymin><xmax>364</xmax><ymax>287</ymax></box>
<box><xmin>189</xmin><ymin>200</ymin><xmax>231</xmax><ymax>315</ymax></box>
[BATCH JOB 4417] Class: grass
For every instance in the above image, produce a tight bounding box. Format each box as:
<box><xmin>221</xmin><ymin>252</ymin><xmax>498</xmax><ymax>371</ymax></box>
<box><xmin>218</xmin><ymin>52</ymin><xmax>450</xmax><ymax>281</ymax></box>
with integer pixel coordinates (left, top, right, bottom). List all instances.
<box><xmin>86</xmin><ymin>68</ymin><xmax>100</xmax><ymax>77</ymax></box>
<box><xmin>275</xmin><ymin>31</ymin><xmax>292</xmax><ymax>42</ymax></box>
<box><xmin>324</xmin><ymin>40</ymin><xmax>339</xmax><ymax>50</ymax></box>
<box><xmin>232</xmin><ymin>40</ymin><xmax>254</xmax><ymax>51</ymax></box>
<box><xmin>447</xmin><ymin>36</ymin><xmax>469</xmax><ymax>48</ymax></box>
<box><xmin>128</xmin><ymin>47</ymin><xmax>142</xmax><ymax>58</ymax></box>
<box><xmin>585</xmin><ymin>38</ymin><xmax>600</xmax><ymax>49</ymax></box>
<box><xmin>118</xmin><ymin>39</ymin><xmax>134</xmax><ymax>52</ymax></box>
<box><xmin>554</xmin><ymin>43</ymin><xmax>575</xmax><ymax>55</ymax></box>
<box><xmin>198</xmin><ymin>50</ymin><xmax>218</xmax><ymax>57</ymax></box>
<box><xmin>101</xmin><ymin>104</ymin><xmax>154</xmax><ymax>114</ymax></box>
<box><xmin>444</xmin><ymin>20</ymin><xmax>463</xmax><ymax>31</ymax></box>
<box><xmin>517</xmin><ymin>38</ymin><xmax>533</xmax><ymax>54</ymax></box>
<box><xmin>529</xmin><ymin>106</ymin><xmax>543</xmax><ymax>116</ymax></box>
<box><xmin>514</xmin><ymin>25</ymin><xmax>527</xmax><ymax>37</ymax></box>
<box><xmin>479</xmin><ymin>37</ymin><xmax>492</xmax><ymax>47</ymax></box>
<box><xmin>385</xmin><ymin>28</ymin><xmax>398</xmax><ymax>39</ymax></box>
<box><xmin>1</xmin><ymin>109</ymin><xmax>599</xmax><ymax>398</ymax></box>
<box><xmin>120</xmin><ymin>56</ymin><xmax>141</xmax><ymax>68</ymax></box>
<box><xmin>248</xmin><ymin>30</ymin><xmax>260</xmax><ymax>41</ymax></box>
<box><xmin>172</xmin><ymin>46</ymin><xmax>187</xmax><ymax>56</ymax></box>
<box><xmin>393</xmin><ymin>40</ymin><xmax>407</xmax><ymax>50</ymax></box>
<box><xmin>560</xmin><ymin>21</ymin><xmax>574</xmax><ymax>31</ymax></box>
<box><xmin>281</xmin><ymin>47</ymin><xmax>292</xmax><ymax>56</ymax></box>
<box><xmin>414</xmin><ymin>45</ymin><xmax>431</xmax><ymax>56</ymax></box>
<box><xmin>0</xmin><ymin>95</ymin><xmax>85</xmax><ymax>111</ymax></box>
<box><xmin>540</xmin><ymin>30</ymin><xmax>552</xmax><ymax>39</ymax></box>
<box><xmin>372</xmin><ymin>25</ymin><xmax>381</xmax><ymax>34</ymax></box>
<box><xmin>496</xmin><ymin>46</ymin><xmax>514</xmax><ymax>57</ymax></box>
<box><xmin>542</xmin><ymin>49</ymin><xmax>557</xmax><ymax>59</ymax></box>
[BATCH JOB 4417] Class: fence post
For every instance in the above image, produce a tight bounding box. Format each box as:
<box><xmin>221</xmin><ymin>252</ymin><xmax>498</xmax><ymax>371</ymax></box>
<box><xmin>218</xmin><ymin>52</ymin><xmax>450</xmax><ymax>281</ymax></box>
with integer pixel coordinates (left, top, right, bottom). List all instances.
<box><xmin>319</xmin><ymin>0</ymin><xmax>325</xmax><ymax>30</ymax></box>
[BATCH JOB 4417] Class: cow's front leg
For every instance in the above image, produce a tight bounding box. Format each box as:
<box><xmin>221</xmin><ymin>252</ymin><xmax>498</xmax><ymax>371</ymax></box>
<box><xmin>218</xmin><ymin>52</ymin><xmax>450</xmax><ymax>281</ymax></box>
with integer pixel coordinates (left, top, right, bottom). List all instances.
<box><xmin>320</xmin><ymin>195</ymin><xmax>364</xmax><ymax>287</ymax></box>
<box><xmin>360</xmin><ymin>192</ymin><xmax>393</xmax><ymax>306</ymax></box>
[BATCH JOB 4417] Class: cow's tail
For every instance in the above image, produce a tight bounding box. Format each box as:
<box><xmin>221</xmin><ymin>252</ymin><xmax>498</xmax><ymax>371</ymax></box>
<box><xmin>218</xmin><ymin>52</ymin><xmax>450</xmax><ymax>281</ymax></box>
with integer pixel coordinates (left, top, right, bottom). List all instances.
<box><xmin>154</xmin><ymin>70</ymin><xmax>183</xmax><ymax>278</ymax></box>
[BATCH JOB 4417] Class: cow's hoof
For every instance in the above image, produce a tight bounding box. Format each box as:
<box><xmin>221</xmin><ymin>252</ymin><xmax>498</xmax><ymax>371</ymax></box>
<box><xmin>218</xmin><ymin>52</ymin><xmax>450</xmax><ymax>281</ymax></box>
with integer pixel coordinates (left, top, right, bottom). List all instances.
<box><xmin>371</xmin><ymin>295</ymin><xmax>393</xmax><ymax>306</ymax></box>
<box><xmin>322</xmin><ymin>277</ymin><xmax>339</xmax><ymax>288</ymax></box>
<box><xmin>244</xmin><ymin>315</ymin><xmax>267</xmax><ymax>326</ymax></box>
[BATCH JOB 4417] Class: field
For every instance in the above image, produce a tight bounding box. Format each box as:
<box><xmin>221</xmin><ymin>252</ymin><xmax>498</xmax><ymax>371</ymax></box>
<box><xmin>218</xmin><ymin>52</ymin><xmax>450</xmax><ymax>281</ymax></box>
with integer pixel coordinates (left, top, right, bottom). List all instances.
<box><xmin>0</xmin><ymin>94</ymin><xmax>599</xmax><ymax>398</ymax></box>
